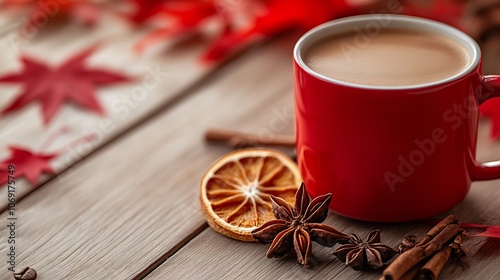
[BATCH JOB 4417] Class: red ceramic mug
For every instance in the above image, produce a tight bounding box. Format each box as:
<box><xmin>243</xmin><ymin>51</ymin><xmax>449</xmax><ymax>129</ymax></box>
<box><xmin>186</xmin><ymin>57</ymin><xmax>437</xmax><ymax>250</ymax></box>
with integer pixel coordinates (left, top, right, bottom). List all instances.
<box><xmin>293</xmin><ymin>15</ymin><xmax>500</xmax><ymax>222</ymax></box>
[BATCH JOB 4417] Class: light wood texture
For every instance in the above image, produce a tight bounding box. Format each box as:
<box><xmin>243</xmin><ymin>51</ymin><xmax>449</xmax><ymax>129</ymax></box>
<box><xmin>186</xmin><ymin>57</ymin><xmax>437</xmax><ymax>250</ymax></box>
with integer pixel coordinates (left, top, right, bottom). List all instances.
<box><xmin>1</xmin><ymin>11</ymin><xmax>500</xmax><ymax>280</ymax></box>
<box><xmin>0</xmin><ymin>15</ymin><xmax>221</xmax><ymax>210</ymax></box>
<box><xmin>0</xmin><ymin>34</ymin><xmax>299</xmax><ymax>279</ymax></box>
<box><xmin>147</xmin><ymin>176</ymin><xmax>500</xmax><ymax>280</ymax></box>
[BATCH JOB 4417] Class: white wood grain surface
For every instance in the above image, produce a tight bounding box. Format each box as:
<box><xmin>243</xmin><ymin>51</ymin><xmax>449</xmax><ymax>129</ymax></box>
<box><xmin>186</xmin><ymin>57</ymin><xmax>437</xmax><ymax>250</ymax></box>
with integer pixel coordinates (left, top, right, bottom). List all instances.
<box><xmin>1</xmin><ymin>10</ymin><xmax>499</xmax><ymax>280</ymax></box>
<box><xmin>0</xmin><ymin>34</ymin><xmax>299</xmax><ymax>280</ymax></box>
<box><xmin>0</xmin><ymin>15</ymin><xmax>222</xmax><ymax>210</ymax></box>
<box><xmin>147</xmin><ymin>172</ymin><xmax>500</xmax><ymax>280</ymax></box>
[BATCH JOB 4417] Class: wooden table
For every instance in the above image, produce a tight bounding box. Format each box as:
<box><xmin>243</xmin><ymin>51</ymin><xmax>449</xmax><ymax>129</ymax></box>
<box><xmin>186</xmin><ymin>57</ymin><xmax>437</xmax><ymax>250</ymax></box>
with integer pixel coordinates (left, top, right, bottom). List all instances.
<box><xmin>0</xmin><ymin>17</ymin><xmax>499</xmax><ymax>280</ymax></box>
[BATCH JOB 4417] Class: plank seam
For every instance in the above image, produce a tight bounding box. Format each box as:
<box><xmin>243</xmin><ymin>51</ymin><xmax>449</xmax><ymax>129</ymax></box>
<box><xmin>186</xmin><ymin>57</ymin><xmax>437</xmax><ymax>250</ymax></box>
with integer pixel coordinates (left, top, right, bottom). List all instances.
<box><xmin>0</xmin><ymin>39</ymin><xmax>268</xmax><ymax>214</ymax></box>
<box><xmin>133</xmin><ymin>223</ymin><xmax>209</xmax><ymax>280</ymax></box>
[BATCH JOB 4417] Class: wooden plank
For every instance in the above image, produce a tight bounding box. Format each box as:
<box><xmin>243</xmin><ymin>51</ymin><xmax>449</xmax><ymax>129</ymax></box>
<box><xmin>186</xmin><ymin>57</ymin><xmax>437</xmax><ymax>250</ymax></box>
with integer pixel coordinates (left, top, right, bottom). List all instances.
<box><xmin>148</xmin><ymin>171</ymin><xmax>500</xmax><ymax>280</ymax></box>
<box><xmin>0</xmin><ymin>15</ymin><xmax>222</xmax><ymax>209</ymax></box>
<box><xmin>0</xmin><ymin>34</ymin><xmax>299</xmax><ymax>279</ymax></box>
<box><xmin>147</xmin><ymin>111</ymin><xmax>500</xmax><ymax>279</ymax></box>
<box><xmin>0</xmin><ymin>14</ymin><xmax>19</xmax><ymax>35</ymax></box>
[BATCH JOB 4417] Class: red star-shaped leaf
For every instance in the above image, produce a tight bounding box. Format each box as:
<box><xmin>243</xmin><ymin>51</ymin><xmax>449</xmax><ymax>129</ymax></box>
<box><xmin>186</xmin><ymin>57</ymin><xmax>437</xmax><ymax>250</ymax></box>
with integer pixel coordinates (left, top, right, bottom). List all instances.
<box><xmin>0</xmin><ymin>47</ymin><xmax>131</xmax><ymax>124</ymax></box>
<box><xmin>0</xmin><ymin>146</ymin><xmax>57</xmax><ymax>186</ymax></box>
<box><xmin>481</xmin><ymin>99</ymin><xmax>500</xmax><ymax>139</ymax></box>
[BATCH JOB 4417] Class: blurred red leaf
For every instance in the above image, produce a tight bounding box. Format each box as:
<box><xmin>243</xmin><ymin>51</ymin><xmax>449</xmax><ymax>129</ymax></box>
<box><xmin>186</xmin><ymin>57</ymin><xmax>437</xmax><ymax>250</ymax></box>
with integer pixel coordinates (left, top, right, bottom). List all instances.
<box><xmin>0</xmin><ymin>46</ymin><xmax>131</xmax><ymax>124</ymax></box>
<box><xmin>132</xmin><ymin>0</ymin><xmax>468</xmax><ymax>62</ymax></box>
<box><xmin>132</xmin><ymin>0</ymin><xmax>360</xmax><ymax>60</ymax></box>
<box><xmin>202</xmin><ymin>0</ymin><xmax>359</xmax><ymax>62</ymax></box>
<box><xmin>462</xmin><ymin>223</ymin><xmax>500</xmax><ymax>239</ymax></box>
<box><xmin>133</xmin><ymin>0</ymin><xmax>223</xmax><ymax>52</ymax></box>
<box><xmin>0</xmin><ymin>146</ymin><xmax>57</xmax><ymax>186</ymax></box>
<box><xmin>0</xmin><ymin>0</ymin><xmax>105</xmax><ymax>27</ymax></box>
<box><xmin>128</xmin><ymin>0</ymin><xmax>177</xmax><ymax>24</ymax></box>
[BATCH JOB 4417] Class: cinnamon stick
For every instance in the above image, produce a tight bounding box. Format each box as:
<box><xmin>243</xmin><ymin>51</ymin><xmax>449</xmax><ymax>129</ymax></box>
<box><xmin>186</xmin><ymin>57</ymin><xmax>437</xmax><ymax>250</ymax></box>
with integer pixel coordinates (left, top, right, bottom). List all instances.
<box><xmin>417</xmin><ymin>230</ymin><xmax>469</xmax><ymax>280</ymax></box>
<box><xmin>418</xmin><ymin>247</ymin><xmax>452</xmax><ymax>280</ymax></box>
<box><xmin>417</xmin><ymin>215</ymin><xmax>459</xmax><ymax>246</ymax></box>
<box><xmin>399</xmin><ymin>265</ymin><xmax>421</xmax><ymax>280</ymax></box>
<box><xmin>422</xmin><ymin>223</ymin><xmax>461</xmax><ymax>255</ymax></box>
<box><xmin>205</xmin><ymin>128</ymin><xmax>295</xmax><ymax>148</ymax></box>
<box><xmin>379</xmin><ymin>260</ymin><xmax>424</xmax><ymax>280</ymax></box>
<box><xmin>400</xmin><ymin>260</ymin><xmax>426</xmax><ymax>280</ymax></box>
<box><xmin>382</xmin><ymin>215</ymin><xmax>461</xmax><ymax>280</ymax></box>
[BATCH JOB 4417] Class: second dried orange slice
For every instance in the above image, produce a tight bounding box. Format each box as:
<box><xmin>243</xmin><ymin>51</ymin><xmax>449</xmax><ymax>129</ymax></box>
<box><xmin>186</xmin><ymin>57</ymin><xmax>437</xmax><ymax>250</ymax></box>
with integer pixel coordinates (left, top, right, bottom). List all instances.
<box><xmin>200</xmin><ymin>148</ymin><xmax>302</xmax><ymax>241</ymax></box>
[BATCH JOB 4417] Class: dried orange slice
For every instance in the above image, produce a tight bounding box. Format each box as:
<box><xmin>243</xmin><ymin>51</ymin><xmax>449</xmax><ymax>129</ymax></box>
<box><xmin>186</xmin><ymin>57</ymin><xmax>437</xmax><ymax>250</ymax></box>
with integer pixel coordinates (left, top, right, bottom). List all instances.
<box><xmin>200</xmin><ymin>148</ymin><xmax>302</xmax><ymax>241</ymax></box>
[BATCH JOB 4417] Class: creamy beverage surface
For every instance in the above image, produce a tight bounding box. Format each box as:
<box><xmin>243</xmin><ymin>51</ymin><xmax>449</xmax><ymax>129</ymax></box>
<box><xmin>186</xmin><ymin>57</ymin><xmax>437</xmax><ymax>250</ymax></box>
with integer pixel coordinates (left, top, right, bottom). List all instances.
<box><xmin>303</xmin><ymin>28</ymin><xmax>471</xmax><ymax>86</ymax></box>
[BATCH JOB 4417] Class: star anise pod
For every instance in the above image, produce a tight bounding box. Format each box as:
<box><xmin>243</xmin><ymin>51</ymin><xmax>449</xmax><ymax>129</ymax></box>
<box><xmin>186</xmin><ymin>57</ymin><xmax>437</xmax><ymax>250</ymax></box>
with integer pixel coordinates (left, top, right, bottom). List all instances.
<box><xmin>251</xmin><ymin>183</ymin><xmax>349</xmax><ymax>268</ymax></box>
<box><xmin>333</xmin><ymin>229</ymin><xmax>397</xmax><ymax>270</ymax></box>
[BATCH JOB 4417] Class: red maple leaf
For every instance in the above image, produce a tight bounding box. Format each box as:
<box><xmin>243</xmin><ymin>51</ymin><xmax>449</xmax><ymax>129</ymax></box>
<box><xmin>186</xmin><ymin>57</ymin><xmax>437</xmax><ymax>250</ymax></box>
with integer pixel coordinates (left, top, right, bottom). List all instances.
<box><xmin>0</xmin><ymin>0</ymin><xmax>105</xmax><ymax>27</ymax></box>
<box><xmin>133</xmin><ymin>0</ymin><xmax>229</xmax><ymax>52</ymax></box>
<box><xmin>0</xmin><ymin>46</ymin><xmax>131</xmax><ymax>124</ymax></box>
<box><xmin>131</xmin><ymin>0</ymin><xmax>468</xmax><ymax>62</ymax></box>
<box><xmin>0</xmin><ymin>129</ymin><xmax>95</xmax><ymax>187</ymax></box>
<box><xmin>202</xmin><ymin>0</ymin><xmax>359</xmax><ymax>62</ymax></box>
<box><xmin>133</xmin><ymin>0</ymin><xmax>360</xmax><ymax>60</ymax></box>
<box><xmin>461</xmin><ymin>223</ymin><xmax>500</xmax><ymax>239</ymax></box>
<box><xmin>0</xmin><ymin>146</ymin><xmax>57</xmax><ymax>186</ymax></box>
<box><xmin>481</xmin><ymin>99</ymin><xmax>500</xmax><ymax>139</ymax></box>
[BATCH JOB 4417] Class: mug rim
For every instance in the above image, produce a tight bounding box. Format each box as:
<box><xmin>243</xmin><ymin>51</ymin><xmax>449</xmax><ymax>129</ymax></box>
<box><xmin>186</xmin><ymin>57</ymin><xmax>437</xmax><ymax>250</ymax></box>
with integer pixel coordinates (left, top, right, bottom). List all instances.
<box><xmin>293</xmin><ymin>14</ymin><xmax>481</xmax><ymax>91</ymax></box>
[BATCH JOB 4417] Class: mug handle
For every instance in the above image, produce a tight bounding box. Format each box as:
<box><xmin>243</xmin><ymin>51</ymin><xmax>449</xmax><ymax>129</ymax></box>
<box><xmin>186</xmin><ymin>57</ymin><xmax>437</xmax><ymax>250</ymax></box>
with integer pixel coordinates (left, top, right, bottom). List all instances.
<box><xmin>472</xmin><ymin>75</ymin><xmax>500</xmax><ymax>181</ymax></box>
